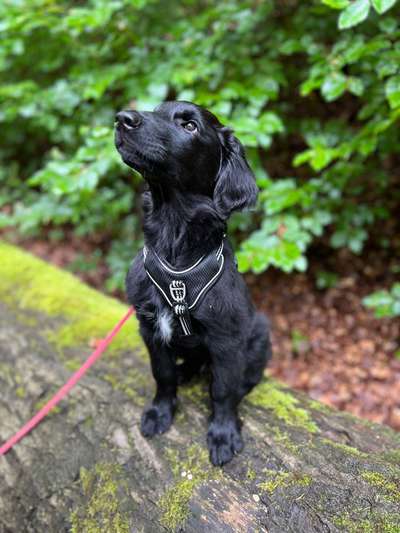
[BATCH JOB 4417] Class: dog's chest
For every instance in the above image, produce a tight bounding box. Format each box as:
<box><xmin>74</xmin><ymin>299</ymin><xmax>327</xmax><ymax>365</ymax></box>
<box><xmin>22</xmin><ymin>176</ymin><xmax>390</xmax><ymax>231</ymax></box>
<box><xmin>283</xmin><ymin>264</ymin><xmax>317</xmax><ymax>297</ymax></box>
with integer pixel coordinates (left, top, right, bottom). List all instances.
<box><xmin>154</xmin><ymin>307</ymin><xmax>201</xmax><ymax>347</ymax></box>
<box><xmin>156</xmin><ymin>308</ymin><xmax>174</xmax><ymax>343</ymax></box>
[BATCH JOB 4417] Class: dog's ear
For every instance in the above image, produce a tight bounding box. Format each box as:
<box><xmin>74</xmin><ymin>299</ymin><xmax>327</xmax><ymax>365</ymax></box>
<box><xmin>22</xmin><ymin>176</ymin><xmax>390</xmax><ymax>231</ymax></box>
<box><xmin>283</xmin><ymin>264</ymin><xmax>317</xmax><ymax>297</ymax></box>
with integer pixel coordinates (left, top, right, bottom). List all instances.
<box><xmin>214</xmin><ymin>127</ymin><xmax>258</xmax><ymax>219</ymax></box>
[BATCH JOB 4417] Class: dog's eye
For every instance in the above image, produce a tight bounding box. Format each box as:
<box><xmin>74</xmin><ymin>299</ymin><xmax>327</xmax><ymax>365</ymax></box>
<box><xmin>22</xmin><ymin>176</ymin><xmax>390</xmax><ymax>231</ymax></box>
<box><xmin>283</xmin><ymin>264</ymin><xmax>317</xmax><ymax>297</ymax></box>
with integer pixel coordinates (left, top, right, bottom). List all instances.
<box><xmin>183</xmin><ymin>121</ymin><xmax>197</xmax><ymax>132</ymax></box>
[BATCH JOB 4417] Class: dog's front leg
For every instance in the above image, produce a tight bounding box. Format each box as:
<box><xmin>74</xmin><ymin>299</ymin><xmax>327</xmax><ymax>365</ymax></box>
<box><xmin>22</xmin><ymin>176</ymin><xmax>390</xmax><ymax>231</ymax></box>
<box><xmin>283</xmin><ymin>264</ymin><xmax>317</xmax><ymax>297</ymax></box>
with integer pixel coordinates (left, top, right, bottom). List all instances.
<box><xmin>139</xmin><ymin>324</ymin><xmax>177</xmax><ymax>438</ymax></box>
<box><xmin>207</xmin><ymin>352</ymin><xmax>245</xmax><ymax>466</ymax></box>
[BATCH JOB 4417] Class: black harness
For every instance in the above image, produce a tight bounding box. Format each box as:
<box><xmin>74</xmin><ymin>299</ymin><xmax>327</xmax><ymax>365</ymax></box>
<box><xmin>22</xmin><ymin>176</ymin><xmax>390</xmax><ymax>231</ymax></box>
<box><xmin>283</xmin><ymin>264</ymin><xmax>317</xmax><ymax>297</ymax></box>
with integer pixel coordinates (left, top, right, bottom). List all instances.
<box><xmin>143</xmin><ymin>239</ymin><xmax>225</xmax><ymax>336</ymax></box>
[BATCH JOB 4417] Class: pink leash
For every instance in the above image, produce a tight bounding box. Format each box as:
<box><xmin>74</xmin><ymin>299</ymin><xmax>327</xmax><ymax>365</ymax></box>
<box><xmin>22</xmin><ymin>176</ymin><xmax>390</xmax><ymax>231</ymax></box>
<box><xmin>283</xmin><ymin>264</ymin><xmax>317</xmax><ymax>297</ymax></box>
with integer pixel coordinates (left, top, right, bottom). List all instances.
<box><xmin>0</xmin><ymin>307</ymin><xmax>135</xmax><ymax>457</ymax></box>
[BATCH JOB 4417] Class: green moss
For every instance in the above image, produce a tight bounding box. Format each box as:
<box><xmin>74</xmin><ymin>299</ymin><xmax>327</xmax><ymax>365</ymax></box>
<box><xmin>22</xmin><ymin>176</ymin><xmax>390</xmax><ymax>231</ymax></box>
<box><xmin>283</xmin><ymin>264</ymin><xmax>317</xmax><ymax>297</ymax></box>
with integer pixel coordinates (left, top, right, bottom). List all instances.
<box><xmin>34</xmin><ymin>392</ymin><xmax>61</xmax><ymax>415</ymax></box>
<box><xmin>159</xmin><ymin>444</ymin><xmax>219</xmax><ymax>531</ymax></box>
<box><xmin>361</xmin><ymin>471</ymin><xmax>400</xmax><ymax>502</ymax></box>
<box><xmin>379</xmin><ymin>449</ymin><xmax>400</xmax><ymax>465</ymax></box>
<box><xmin>83</xmin><ymin>415</ymin><xmax>94</xmax><ymax>428</ymax></box>
<box><xmin>271</xmin><ymin>426</ymin><xmax>299</xmax><ymax>454</ymax></box>
<box><xmin>321</xmin><ymin>438</ymin><xmax>367</xmax><ymax>458</ymax></box>
<box><xmin>103</xmin><ymin>369</ymin><xmax>147</xmax><ymax>406</ymax></box>
<box><xmin>334</xmin><ymin>511</ymin><xmax>400</xmax><ymax>533</ymax></box>
<box><xmin>307</xmin><ymin>398</ymin><xmax>332</xmax><ymax>414</ymax></box>
<box><xmin>70</xmin><ymin>463</ymin><xmax>130</xmax><ymax>533</ymax></box>
<box><xmin>65</xmin><ymin>358</ymin><xmax>83</xmax><ymax>372</ymax></box>
<box><xmin>174</xmin><ymin>410</ymin><xmax>187</xmax><ymax>425</ymax></box>
<box><xmin>180</xmin><ymin>380</ymin><xmax>208</xmax><ymax>405</ymax></box>
<box><xmin>258</xmin><ymin>468</ymin><xmax>312</xmax><ymax>494</ymax></box>
<box><xmin>0</xmin><ymin>362</ymin><xmax>15</xmax><ymax>386</ymax></box>
<box><xmin>15</xmin><ymin>386</ymin><xmax>26</xmax><ymax>398</ymax></box>
<box><xmin>247</xmin><ymin>380</ymin><xmax>318</xmax><ymax>433</ymax></box>
<box><xmin>0</xmin><ymin>364</ymin><xmax>26</xmax><ymax>399</ymax></box>
<box><xmin>0</xmin><ymin>241</ymin><xmax>143</xmax><ymax>357</ymax></box>
<box><xmin>246</xmin><ymin>466</ymin><xmax>257</xmax><ymax>481</ymax></box>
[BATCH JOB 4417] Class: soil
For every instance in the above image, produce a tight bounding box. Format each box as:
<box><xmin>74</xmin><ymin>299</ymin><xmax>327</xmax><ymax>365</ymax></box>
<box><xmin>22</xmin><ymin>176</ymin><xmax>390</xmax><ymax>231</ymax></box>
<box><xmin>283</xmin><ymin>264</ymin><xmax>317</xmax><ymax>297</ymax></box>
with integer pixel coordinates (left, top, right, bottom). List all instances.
<box><xmin>248</xmin><ymin>254</ymin><xmax>400</xmax><ymax>430</ymax></box>
<box><xmin>4</xmin><ymin>230</ymin><xmax>400</xmax><ymax>430</ymax></box>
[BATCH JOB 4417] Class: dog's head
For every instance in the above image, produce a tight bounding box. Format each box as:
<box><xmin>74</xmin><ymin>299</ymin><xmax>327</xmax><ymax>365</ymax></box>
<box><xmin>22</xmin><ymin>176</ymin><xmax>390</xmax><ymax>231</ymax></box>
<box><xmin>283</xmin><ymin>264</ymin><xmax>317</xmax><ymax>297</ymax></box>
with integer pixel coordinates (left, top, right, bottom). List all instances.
<box><xmin>115</xmin><ymin>101</ymin><xmax>258</xmax><ymax>219</ymax></box>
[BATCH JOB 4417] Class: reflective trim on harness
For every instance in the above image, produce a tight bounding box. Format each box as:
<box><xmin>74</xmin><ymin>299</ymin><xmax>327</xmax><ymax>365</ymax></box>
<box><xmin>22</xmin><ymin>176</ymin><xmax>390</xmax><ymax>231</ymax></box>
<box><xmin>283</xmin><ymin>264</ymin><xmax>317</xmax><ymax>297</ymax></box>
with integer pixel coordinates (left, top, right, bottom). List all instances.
<box><xmin>152</xmin><ymin>251</ymin><xmax>205</xmax><ymax>274</ymax></box>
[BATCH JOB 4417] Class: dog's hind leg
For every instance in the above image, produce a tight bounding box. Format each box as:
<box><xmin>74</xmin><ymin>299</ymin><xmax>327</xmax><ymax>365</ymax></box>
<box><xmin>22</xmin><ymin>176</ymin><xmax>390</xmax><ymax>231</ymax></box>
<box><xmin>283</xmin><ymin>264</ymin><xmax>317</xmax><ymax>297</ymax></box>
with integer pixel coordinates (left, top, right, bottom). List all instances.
<box><xmin>242</xmin><ymin>313</ymin><xmax>272</xmax><ymax>396</ymax></box>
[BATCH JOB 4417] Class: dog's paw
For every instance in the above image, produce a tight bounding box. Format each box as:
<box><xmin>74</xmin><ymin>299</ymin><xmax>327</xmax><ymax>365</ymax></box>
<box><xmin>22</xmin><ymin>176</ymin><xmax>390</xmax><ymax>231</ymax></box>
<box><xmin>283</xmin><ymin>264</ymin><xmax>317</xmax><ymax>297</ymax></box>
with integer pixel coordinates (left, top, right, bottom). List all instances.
<box><xmin>207</xmin><ymin>420</ymin><xmax>244</xmax><ymax>466</ymax></box>
<box><xmin>140</xmin><ymin>402</ymin><xmax>175</xmax><ymax>438</ymax></box>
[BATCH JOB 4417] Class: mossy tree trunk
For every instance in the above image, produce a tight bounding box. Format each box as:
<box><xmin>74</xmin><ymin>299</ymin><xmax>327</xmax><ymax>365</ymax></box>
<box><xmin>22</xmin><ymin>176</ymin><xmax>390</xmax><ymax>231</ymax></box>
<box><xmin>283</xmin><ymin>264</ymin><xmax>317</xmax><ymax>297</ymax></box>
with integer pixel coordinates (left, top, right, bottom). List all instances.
<box><xmin>0</xmin><ymin>242</ymin><xmax>399</xmax><ymax>533</ymax></box>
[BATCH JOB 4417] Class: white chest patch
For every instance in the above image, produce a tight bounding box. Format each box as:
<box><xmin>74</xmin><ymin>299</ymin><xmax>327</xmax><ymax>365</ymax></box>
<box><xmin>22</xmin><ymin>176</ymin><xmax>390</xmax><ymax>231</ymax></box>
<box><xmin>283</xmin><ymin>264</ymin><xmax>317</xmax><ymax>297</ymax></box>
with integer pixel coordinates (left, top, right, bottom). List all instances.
<box><xmin>157</xmin><ymin>309</ymin><xmax>174</xmax><ymax>343</ymax></box>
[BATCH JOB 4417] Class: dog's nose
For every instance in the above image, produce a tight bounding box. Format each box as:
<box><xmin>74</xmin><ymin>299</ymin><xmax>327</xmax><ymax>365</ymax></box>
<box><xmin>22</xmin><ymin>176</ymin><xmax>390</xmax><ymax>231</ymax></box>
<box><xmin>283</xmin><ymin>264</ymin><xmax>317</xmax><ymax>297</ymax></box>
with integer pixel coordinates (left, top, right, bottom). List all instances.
<box><xmin>115</xmin><ymin>110</ymin><xmax>142</xmax><ymax>130</ymax></box>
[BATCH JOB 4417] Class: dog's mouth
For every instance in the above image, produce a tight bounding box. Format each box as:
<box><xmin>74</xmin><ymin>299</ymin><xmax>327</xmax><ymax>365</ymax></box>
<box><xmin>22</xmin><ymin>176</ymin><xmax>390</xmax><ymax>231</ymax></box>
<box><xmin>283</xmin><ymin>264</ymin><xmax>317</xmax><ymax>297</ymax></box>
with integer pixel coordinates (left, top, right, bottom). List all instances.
<box><xmin>115</xmin><ymin>128</ymin><xmax>168</xmax><ymax>176</ymax></box>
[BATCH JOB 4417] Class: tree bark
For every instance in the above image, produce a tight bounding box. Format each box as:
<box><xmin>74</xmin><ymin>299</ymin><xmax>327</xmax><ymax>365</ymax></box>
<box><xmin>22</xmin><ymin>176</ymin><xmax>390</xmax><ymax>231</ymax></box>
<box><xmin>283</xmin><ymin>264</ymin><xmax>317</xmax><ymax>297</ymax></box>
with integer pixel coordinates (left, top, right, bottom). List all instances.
<box><xmin>0</xmin><ymin>241</ymin><xmax>399</xmax><ymax>533</ymax></box>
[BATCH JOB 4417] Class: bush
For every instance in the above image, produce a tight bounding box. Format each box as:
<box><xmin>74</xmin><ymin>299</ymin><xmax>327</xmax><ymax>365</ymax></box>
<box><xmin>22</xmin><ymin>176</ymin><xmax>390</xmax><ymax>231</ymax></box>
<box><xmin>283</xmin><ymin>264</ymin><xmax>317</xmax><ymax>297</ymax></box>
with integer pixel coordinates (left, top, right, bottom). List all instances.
<box><xmin>1</xmin><ymin>0</ymin><xmax>399</xmax><ymax>289</ymax></box>
<box><xmin>363</xmin><ymin>283</ymin><xmax>400</xmax><ymax>318</ymax></box>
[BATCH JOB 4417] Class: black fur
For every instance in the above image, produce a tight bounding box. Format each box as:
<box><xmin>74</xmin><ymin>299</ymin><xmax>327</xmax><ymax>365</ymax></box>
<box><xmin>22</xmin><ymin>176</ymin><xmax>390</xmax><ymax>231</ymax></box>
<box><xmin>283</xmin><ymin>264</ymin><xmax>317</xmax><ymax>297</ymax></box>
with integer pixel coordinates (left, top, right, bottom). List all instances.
<box><xmin>115</xmin><ymin>101</ymin><xmax>272</xmax><ymax>466</ymax></box>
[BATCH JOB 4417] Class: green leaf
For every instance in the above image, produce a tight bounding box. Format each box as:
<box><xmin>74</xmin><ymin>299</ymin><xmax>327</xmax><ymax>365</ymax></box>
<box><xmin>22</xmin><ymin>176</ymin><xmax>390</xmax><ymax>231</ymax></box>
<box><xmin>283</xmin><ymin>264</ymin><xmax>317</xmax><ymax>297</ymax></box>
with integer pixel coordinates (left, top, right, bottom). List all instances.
<box><xmin>236</xmin><ymin>251</ymin><xmax>251</xmax><ymax>273</ymax></box>
<box><xmin>338</xmin><ymin>0</ymin><xmax>370</xmax><ymax>29</ymax></box>
<box><xmin>322</xmin><ymin>0</ymin><xmax>350</xmax><ymax>8</ymax></box>
<box><xmin>348</xmin><ymin>77</ymin><xmax>365</xmax><ymax>96</ymax></box>
<box><xmin>294</xmin><ymin>256</ymin><xmax>308</xmax><ymax>271</ymax></box>
<box><xmin>316</xmin><ymin>271</ymin><xmax>339</xmax><ymax>290</ymax></box>
<box><xmin>310</xmin><ymin>147</ymin><xmax>335</xmax><ymax>171</ymax></box>
<box><xmin>391</xmin><ymin>283</ymin><xmax>400</xmax><ymax>298</ymax></box>
<box><xmin>321</xmin><ymin>72</ymin><xmax>347</xmax><ymax>101</ymax></box>
<box><xmin>363</xmin><ymin>291</ymin><xmax>392</xmax><ymax>306</ymax></box>
<box><xmin>385</xmin><ymin>76</ymin><xmax>400</xmax><ymax>108</ymax></box>
<box><xmin>376</xmin><ymin>57</ymin><xmax>399</xmax><ymax>79</ymax></box>
<box><xmin>371</xmin><ymin>0</ymin><xmax>397</xmax><ymax>14</ymax></box>
<box><xmin>379</xmin><ymin>16</ymin><xmax>398</xmax><ymax>32</ymax></box>
<box><xmin>293</xmin><ymin>150</ymin><xmax>312</xmax><ymax>167</ymax></box>
<box><xmin>363</xmin><ymin>285</ymin><xmax>400</xmax><ymax>318</ymax></box>
<box><xmin>300</xmin><ymin>78</ymin><xmax>323</xmax><ymax>96</ymax></box>
<box><xmin>258</xmin><ymin>112</ymin><xmax>284</xmax><ymax>134</ymax></box>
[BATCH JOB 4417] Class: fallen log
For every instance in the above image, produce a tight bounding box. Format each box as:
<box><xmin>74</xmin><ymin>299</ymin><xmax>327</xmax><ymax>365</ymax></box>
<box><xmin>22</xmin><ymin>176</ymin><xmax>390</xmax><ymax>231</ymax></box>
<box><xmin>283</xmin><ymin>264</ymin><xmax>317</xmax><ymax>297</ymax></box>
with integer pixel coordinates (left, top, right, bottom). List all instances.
<box><xmin>0</xmin><ymin>241</ymin><xmax>399</xmax><ymax>533</ymax></box>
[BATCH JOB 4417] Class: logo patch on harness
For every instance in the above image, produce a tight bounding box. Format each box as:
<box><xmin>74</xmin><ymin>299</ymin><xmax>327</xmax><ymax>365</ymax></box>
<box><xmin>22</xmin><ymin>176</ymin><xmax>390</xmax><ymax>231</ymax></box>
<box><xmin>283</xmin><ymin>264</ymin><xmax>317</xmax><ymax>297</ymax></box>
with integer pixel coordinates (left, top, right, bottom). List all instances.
<box><xmin>169</xmin><ymin>280</ymin><xmax>186</xmax><ymax>303</ymax></box>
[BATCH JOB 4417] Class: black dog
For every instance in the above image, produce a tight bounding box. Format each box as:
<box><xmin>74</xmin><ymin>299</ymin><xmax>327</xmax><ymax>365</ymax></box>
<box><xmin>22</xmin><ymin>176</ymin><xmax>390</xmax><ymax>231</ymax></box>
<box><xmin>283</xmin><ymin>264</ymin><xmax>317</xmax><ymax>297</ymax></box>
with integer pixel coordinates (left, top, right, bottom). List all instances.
<box><xmin>115</xmin><ymin>101</ymin><xmax>271</xmax><ymax>466</ymax></box>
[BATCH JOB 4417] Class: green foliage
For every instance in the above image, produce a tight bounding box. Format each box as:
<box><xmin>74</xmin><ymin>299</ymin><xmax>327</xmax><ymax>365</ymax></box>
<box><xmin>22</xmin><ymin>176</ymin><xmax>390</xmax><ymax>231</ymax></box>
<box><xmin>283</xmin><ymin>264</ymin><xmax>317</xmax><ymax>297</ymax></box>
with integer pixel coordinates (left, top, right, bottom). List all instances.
<box><xmin>363</xmin><ymin>283</ymin><xmax>400</xmax><ymax>317</ymax></box>
<box><xmin>338</xmin><ymin>0</ymin><xmax>371</xmax><ymax>30</ymax></box>
<box><xmin>315</xmin><ymin>271</ymin><xmax>339</xmax><ymax>290</ymax></box>
<box><xmin>1</xmin><ymin>0</ymin><xmax>399</xmax><ymax>289</ymax></box>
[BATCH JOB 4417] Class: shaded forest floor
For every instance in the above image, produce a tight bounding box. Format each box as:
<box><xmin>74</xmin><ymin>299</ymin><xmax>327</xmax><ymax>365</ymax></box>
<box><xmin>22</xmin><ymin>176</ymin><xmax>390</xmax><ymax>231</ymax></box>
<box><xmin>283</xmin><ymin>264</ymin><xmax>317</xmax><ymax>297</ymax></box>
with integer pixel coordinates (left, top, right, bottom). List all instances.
<box><xmin>249</xmin><ymin>257</ymin><xmax>400</xmax><ymax>431</ymax></box>
<box><xmin>4</xmin><ymin>231</ymin><xmax>399</xmax><ymax>431</ymax></box>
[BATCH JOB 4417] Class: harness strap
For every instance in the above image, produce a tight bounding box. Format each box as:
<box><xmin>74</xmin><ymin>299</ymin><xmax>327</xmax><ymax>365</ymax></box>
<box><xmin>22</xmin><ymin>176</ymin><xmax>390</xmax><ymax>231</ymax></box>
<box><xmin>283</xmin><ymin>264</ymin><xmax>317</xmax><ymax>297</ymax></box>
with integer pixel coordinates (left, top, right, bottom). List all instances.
<box><xmin>143</xmin><ymin>239</ymin><xmax>225</xmax><ymax>336</ymax></box>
